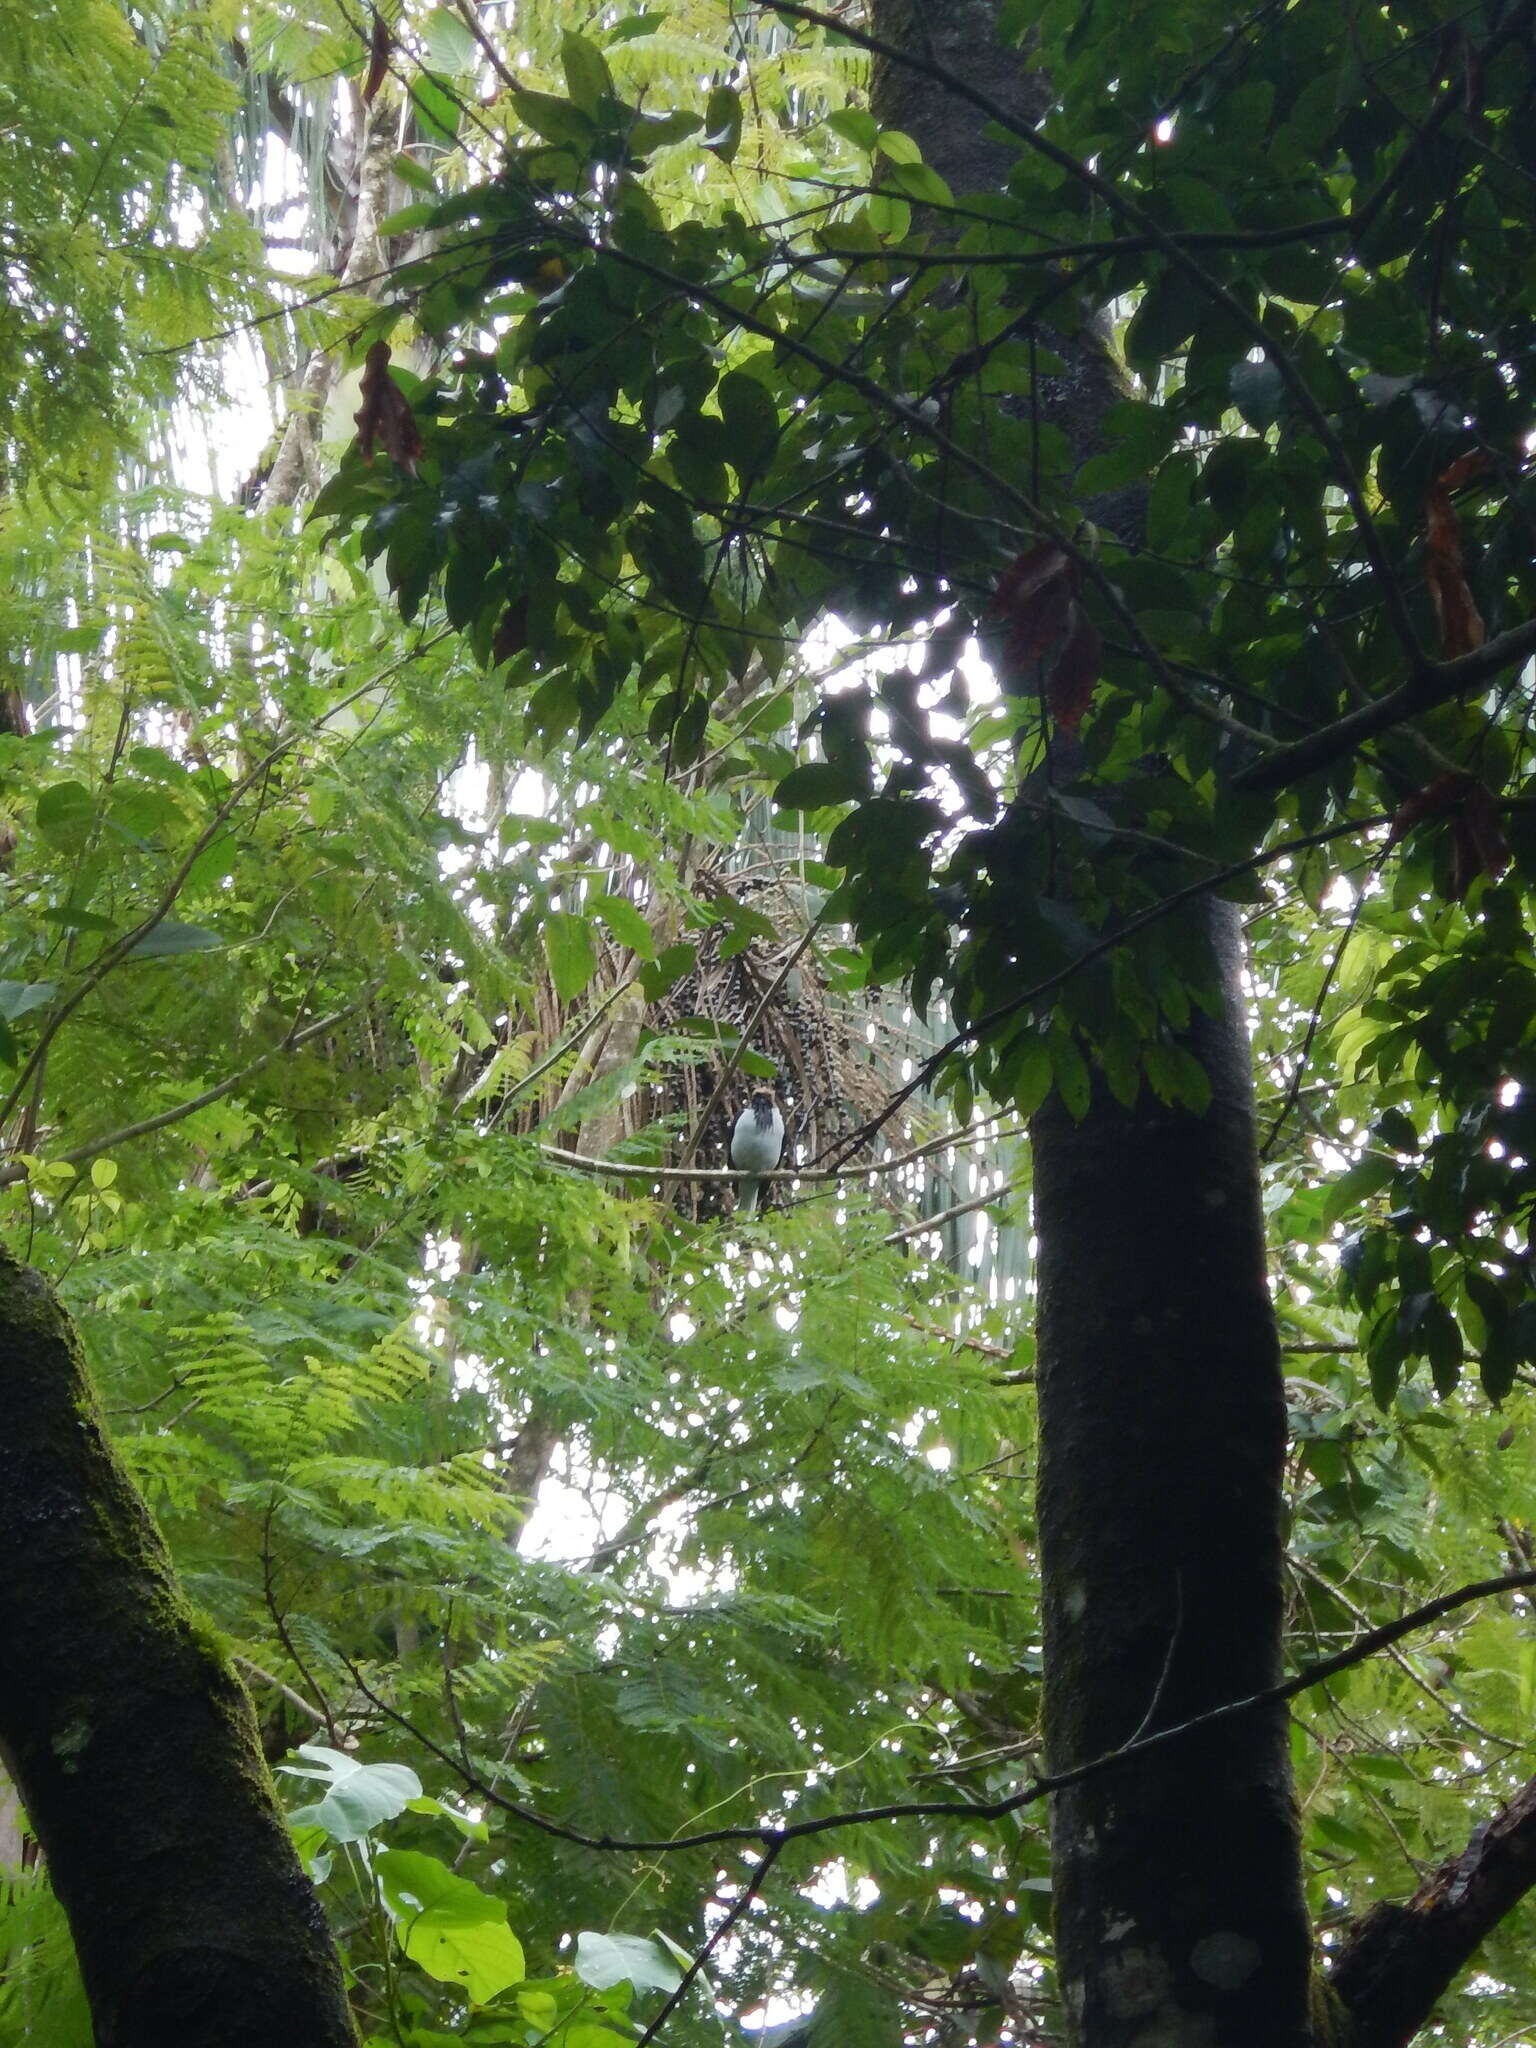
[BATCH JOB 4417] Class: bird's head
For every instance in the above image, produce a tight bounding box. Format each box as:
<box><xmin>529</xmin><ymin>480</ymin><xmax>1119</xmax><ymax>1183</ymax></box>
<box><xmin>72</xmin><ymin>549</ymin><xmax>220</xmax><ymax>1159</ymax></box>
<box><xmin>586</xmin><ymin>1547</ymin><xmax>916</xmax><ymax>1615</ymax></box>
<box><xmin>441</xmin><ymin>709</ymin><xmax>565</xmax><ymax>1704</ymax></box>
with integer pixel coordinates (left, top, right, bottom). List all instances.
<box><xmin>747</xmin><ymin>1086</ymin><xmax>778</xmax><ymax>1127</ymax></box>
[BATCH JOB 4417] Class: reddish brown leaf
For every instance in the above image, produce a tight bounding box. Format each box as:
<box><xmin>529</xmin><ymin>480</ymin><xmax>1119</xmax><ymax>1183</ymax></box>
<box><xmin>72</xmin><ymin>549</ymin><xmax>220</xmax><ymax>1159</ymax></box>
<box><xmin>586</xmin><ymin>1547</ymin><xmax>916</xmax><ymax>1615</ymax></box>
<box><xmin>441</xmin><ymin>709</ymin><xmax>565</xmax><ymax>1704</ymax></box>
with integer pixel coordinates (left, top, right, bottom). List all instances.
<box><xmin>990</xmin><ymin>544</ymin><xmax>1079</xmax><ymax>683</ymax></box>
<box><xmin>1456</xmin><ymin>780</ymin><xmax>1510</xmax><ymax>893</ymax></box>
<box><xmin>1424</xmin><ymin>456</ymin><xmax>1488</xmax><ymax>658</ymax></box>
<box><xmin>1389</xmin><ymin>772</ymin><xmax>1508</xmax><ymax>899</ymax></box>
<box><xmin>1437</xmin><ymin>450</ymin><xmax>1494</xmax><ymax>494</ymax></box>
<box><xmin>993</xmin><ymin>543</ymin><xmax>1072</xmax><ymax>617</ymax></box>
<box><xmin>1386</xmin><ymin>771</ymin><xmax>1474</xmax><ymax>848</ymax></box>
<box><xmin>1047</xmin><ymin>603</ymin><xmax>1102</xmax><ymax>733</ymax></box>
<box><xmin>354</xmin><ymin>342</ymin><xmax>422</xmax><ymax>474</ymax></box>
<box><xmin>362</xmin><ymin>7</ymin><xmax>391</xmax><ymax>106</ymax></box>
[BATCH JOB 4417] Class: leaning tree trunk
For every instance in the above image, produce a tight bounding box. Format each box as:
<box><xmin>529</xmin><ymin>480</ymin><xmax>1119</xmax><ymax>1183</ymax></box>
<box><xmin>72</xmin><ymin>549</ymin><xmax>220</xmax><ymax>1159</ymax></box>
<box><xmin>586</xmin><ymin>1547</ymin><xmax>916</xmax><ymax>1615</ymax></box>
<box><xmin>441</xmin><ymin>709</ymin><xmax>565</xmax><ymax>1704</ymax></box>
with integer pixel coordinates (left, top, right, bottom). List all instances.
<box><xmin>0</xmin><ymin>1247</ymin><xmax>356</xmax><ymax>2048</ymax></box>
<box><xmin>869</xmin><ymin>6</ymin><xmax>1314</xmax><ymax>2043</ymax></box>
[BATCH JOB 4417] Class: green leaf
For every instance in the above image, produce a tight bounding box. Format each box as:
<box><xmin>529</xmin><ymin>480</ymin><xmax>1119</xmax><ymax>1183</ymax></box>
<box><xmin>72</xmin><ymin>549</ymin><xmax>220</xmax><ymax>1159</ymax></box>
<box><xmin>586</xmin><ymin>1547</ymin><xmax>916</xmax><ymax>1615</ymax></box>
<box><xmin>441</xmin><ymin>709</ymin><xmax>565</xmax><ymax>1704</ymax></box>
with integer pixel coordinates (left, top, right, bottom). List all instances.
<box><xmin>54</xmin><ymin>625</ymin><xmax>104</xmax><ymax>654</ymax></box>
<box><xmin>1125</xmin><ymin>271</ymin><xmax>1199</xmax><ymax>375</ymax></box>
<box><xmin>411</xmin><ymin>73</ymin><xmax>463</xmax><ymax>147</ymax></box>
<box><xmin>392</xmin><ymin>153</ymin><xmax>439</xmax><ymax>192</ymax></box>
<box><xmin>1050</xmin><ymin>1031</ymin><xmax>1091</xmax><ymax>1119</ymax></box>
<box><xmin>281</xmin><ymin>1744</ymin><xmax>422</xmax><ymax>1843</ymax></box>
<box><xmin>545</xmin><ymin>910</ymin><xmax>598</xmax><ymax>1003</ymax></box>
<box><xmin>573</xmin><ymin>1931</ymin><xmax>683</xmax><ymax>1996</ymax></box>
<box><xmin>424</xmin><ymin>6</ymin><xmax>477</xmax><ymax>74</ymax></box>
<box><xmin>377</xmin><ymin>1849</ymin><xmax>526</xmax><ymax>2003</ymax></box>
<box><xmin>875</xmin><ymin>128</ymin><xmax>922</xmax><ymax>164</ymax></box>
<box><xmin>0</xmin><ymin>981</ymin><xmax>55</xmax><ymax>1023</ymax></box>
<box><xmin>774</xmin><ymin>762</ymin><xmax>861</xmax><ymax>812</ymax></box>
<box><xmin>717</xmin><ymin>369</ymin><xmax>779</xmax><ymax>476</ymax></box>
<box><xmin>826</xmin><ymin>107</ymin><xmax>878</xmax><ymax>152</ymax></box>
<box><xmin>35</xmin><ymin>780</ymin><xmax>96</xmax><ymax>851</ymax></box>
<box><xmin>1229</xmin><ymin>359</ymin><xmax>1285</xmax><ymax>428</ymax></box>
<box><xmin>376</xmin><ymin>201</ymin><xmax>439</xmax><ymax>237</ymax></box>
<box><xmin>561</xmin><ymin>31</ymin><xmax>614</xmax><ymax>115</ymax></box>
<box><xmin>629</xmin><ymin>108</ymin><xmax>702</xmax><ymax>151</ymax></box>
<box><xmin>640</xmin><ymin>941</ymin><xmax>696</xmax><ymax>1001</ymax></box>
<box><xmin>127</xmin><ymin>921</ymin><xmax>224</xmax><ymax>959</ymax></box>
<box><xmin>511</xmin><ymin>87</ymin><xmax>595</xmax><ymax>149</ymax></box>
<box><xmin>590</xmin><ymin>891</ymin><xmax>655</xmax><ymax>959</ymax></box>
<box><xmin>703</xmin><ymin>84</ymin><xmax>742</xmax><ymax>163</ymax></box>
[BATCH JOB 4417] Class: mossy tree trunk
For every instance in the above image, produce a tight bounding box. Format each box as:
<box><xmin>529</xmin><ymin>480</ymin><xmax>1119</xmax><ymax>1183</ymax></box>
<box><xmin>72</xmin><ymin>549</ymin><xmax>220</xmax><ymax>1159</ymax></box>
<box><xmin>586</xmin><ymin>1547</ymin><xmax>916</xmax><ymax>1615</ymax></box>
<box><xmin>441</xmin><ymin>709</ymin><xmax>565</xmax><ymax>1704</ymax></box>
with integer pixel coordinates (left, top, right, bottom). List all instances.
<box><xmin>0</xmin><ymin>1245</ymin><xmax>356</xmax><ymax>2048</ymax></box>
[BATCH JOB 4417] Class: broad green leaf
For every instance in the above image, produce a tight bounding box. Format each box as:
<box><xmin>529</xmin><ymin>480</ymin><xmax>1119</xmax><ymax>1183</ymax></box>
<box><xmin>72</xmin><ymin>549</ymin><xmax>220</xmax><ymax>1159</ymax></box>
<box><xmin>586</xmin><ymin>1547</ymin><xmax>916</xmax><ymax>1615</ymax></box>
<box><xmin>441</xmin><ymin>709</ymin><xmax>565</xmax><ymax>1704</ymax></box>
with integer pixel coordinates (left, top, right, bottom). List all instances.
<box><xmin>573</xmin><ymin>1930</ymin><xmax>683</xmax><ymax>1996</ymax></box>
<box><xmin>590</xmin><ymin>891</ymin><xmax>655</xmax><ymax>959</ymax></box>
<box><xmin>424</xmin><ymin>6</ymin><xmax>477</xmax><ymax>75</ymax></box>
<box><xmin>560</xmin><ymin>31</ymin><xmax>613</xmax><ymax>114</ymax></box>
<box><xmin>35</xmin><ymin>780</ymin><xmax>95</xmax><ymax>851</ymax></box>
<box><xmin>703</xmin><ymin>84</ymin><xmax>742</xmax><ymax>162</ymax></box>
<box><xmin>282</xmin><ymin>1745</ymin><xmax>422</xmax><ymax>1843</ymax></box>
<box><xmin>377</xmin><ymin>1849</ymin><xmax>525</xmax><ymax>2003</ymax></box>
<box><xmin>127</xmin><ymin>921</ymin><xmax>224</xmax><ymax>959</ymax></box>
<box><xmin>544</xmin><ymin>910</ymin><xmax>598</xmax><ymax>1002</ymax></box>
<box><xmin>0</xmin><ymin>981</ymin><xmax>56</xmax><ymax>1023</ymax></box>
<box><xmin>773</xmin><ymin>762</ymin><xmax>861</xmax><ymax>812</ymax></box>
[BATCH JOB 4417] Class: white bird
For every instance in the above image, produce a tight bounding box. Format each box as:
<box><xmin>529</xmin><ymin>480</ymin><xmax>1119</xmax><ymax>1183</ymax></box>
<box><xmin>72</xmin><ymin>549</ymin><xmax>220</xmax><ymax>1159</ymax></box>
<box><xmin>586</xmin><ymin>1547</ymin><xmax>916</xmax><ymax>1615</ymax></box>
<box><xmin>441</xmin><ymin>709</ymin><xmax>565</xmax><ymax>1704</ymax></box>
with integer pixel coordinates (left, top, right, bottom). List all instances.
<box><xmin>730</xmin><ymin>1088</ymin><xmax>785</xmax><ymax>1218</ymax></box>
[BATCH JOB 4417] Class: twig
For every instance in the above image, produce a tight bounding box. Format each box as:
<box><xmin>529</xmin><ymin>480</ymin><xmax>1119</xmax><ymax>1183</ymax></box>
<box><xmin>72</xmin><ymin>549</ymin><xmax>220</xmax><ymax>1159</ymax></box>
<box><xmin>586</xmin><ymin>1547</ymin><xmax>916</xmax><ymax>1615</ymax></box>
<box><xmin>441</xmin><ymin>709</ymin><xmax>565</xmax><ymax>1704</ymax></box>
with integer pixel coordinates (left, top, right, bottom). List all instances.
<box><xmin>0</xmin><ymin>671</ymin><xmax>404</xmax><ymax>1138</ymax></box>
<box><xmin>338</xmin><ymin>1569</ymin><xmax>1536</xmax><ymax>1860</ymax></box>
<box><xmin>823</xmin><ymin>812</ymin><xmax>1391</xmax><ymax>1170</ymax></box>
<box><xmin>636</xmin><ymin>1840</ymin><xmax>784</xmax><ymax>2047</ymax></box>
<box><xmin>0</xmin><ymin>988</ymin><xmax>381</xmax><ymax>1187</ymax></box>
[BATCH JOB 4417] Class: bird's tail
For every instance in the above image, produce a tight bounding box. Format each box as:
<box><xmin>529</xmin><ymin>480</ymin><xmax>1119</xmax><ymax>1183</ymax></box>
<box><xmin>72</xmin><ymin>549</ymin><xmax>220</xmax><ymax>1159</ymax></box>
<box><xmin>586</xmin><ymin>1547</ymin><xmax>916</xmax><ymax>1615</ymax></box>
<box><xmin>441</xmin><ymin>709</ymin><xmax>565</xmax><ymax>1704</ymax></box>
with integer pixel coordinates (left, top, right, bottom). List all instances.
<box><xmin>738</xmin><ymin>1178</ymin><xmax>761</xmax><ymax>1218</ymax></box>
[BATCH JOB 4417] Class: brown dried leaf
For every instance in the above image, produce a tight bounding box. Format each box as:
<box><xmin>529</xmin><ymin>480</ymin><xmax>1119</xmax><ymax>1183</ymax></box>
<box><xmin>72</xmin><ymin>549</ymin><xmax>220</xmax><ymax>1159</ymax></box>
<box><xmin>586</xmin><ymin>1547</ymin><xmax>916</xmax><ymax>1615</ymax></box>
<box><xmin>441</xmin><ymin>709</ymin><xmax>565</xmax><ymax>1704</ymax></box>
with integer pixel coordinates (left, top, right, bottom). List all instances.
<box><xmin>1454</xmin><ymin>780</ymin><xmax>1510</xmax><ymax>895</ymax></box>
<box><xmin>1386</xmin><ymin>771</ymin><xmax>1473</xmax><ymax>849</ymax></box>
<box><xmin>1391</xmin><ymin>772</ymin><xmax>1508</xmax><ymax>899</ymax></box>
<box><xmin>1048</xmin><ymin>604</ymin><xmax>1102</xmax><ymax>733</ymax></box>
<box><xmin>990</xmin><ymin>544</ymin><xmax>1078</xmax><ymax>683</ymax></box>
<box><xmin>1424</xmin><ymin>456</ymin><xmax>1488</xmax><ymax>658</ymax></box>
<box><xmin>354</xmin><ymin>342</ymin><xmax>422</xmax><ymax>474</ymax></box>
<box><xmin>362</xmin><ymin>7</ymin><xmax>391</xmax><ymax>106</ymax></box>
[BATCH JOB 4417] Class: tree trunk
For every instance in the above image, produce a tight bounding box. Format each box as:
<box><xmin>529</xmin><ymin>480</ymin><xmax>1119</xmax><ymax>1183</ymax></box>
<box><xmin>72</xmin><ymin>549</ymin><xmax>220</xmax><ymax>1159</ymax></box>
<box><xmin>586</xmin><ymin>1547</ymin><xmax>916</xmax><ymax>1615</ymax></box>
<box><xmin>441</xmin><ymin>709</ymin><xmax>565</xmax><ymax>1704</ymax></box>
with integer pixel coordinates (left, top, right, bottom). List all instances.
<box><xmin>0</xmin><ymin>1247</ymin><xmax>356</xmax><ymax>2048</ymax></box>
<box><xmin>1033</xmin><ymin>904</ymin><xmax>1312</xmax><ymax>2046</ymax></box>
<box><xmin>867</xmin><ymin>7</ymin><xmax>1315</xmax><ymax>2041</ymax></box>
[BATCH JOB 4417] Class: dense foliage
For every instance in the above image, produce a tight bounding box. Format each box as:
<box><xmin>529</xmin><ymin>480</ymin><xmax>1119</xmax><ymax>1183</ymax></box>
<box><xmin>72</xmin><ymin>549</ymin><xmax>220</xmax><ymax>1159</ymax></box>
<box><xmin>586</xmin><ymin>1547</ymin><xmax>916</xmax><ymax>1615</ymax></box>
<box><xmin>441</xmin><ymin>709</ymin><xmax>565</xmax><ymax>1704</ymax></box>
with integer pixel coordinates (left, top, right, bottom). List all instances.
<box><xmin>1</xmin><ymin>2</ymin><xmax>1535</xmax><ymax>2045</ymax></box>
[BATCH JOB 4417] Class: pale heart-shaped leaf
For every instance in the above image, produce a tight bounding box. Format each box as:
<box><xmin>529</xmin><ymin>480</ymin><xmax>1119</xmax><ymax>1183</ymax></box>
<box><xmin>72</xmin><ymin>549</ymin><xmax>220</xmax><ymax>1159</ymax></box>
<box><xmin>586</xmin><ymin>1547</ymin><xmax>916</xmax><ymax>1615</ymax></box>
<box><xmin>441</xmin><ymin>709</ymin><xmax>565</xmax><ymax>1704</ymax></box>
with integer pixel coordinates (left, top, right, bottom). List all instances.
<box><xmin>280</xmin><ymin>1742</ymin><xmax>421</xmax><ymax>1843</ymax></box>
<box><xmin>574</xmin><ymin>1930</ymin><xmax>684</xmax><ymax>1996</ymax></box>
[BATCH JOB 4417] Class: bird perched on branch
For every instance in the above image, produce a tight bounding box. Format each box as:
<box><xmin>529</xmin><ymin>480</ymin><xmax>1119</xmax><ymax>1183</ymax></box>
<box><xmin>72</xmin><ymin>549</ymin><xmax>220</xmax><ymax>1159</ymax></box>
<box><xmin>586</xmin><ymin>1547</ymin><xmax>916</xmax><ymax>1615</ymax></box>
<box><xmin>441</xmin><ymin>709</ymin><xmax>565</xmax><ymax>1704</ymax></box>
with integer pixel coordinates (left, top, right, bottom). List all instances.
<box><xmin>730</xmin><ymin>1087</ymin><xmax>785</xmax><ymax>1218</ymax></box>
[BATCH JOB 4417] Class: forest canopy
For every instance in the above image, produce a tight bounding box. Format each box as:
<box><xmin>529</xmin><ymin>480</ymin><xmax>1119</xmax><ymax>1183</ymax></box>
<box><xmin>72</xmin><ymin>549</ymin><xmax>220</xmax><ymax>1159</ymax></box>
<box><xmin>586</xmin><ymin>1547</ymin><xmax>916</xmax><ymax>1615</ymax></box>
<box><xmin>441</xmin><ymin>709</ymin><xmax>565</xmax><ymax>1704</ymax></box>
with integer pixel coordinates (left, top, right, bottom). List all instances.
<box><xmin>1</xmin><ymin>2</ymin><xmax>1535</xmax><ymax>2046</ymax></box>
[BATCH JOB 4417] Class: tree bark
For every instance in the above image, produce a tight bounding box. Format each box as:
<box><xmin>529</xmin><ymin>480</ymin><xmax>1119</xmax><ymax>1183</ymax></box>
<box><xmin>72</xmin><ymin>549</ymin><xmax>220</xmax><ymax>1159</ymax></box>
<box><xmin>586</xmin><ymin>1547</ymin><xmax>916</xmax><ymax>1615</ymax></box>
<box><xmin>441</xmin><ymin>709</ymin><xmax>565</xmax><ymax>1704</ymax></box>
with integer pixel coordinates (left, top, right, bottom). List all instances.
<box><xmin>0</xmin><ymin>1246</ymin><xmax>356</xmax><ymax>2048</ymax></box>
<box><xmin>1331</xmin><ymin>1769</ymin><xmax>1536</xmax><ymax>2048</ymax></box>
<box><xmin>1033</xmin><ymin>905</ymin><xmax>1313</xmax><ymax>2047</ymax></box>
<box><xmin>867</xmin><ymin>7</ymin><xmax>1315</xmax><ymax>2041</ymax></box>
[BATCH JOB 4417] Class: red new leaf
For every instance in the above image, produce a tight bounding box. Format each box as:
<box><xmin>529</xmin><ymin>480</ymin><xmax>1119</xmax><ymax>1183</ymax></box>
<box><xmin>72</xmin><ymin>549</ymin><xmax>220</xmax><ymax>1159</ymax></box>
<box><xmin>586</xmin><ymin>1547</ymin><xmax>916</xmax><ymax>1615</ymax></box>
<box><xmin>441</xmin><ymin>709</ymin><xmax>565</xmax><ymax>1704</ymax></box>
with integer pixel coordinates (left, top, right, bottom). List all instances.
<box><xmin>989</xmin><ymin>544</ymin><xmax>1099</xmax><ymax>728</ymax></box>
<box><xmin>1450</xmin><ymin>781</ymin><xmax>1509</xmax><ymax>900</ymax></box>
<box><xmin>1387</xmin><ymin>771</ymin><xmax>1473</xmax><ymax>848</ymax></box>
<box><xmin>1424</xmin><ymin>455</ymin><xmax>1489</xmax><ymax>659</ymax></box>
<box><xmin>362</xmin><ymin>7</ymin><xmax>391</xmax><ymax>106</ymax></box>
<box><xmin>1049</xmin><ymin>604</ymin><xmax>1103</xmax><ymax>734</ymax></box>
<box><xmin>1388</xmin><ymin>772</ymin><xmax>1508</xmax><ymax>900</ymax></box>
<box><xmin>354</xmin><ymin>342</ymin><xmax>422</xmax><ymax>474</ymax></box>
